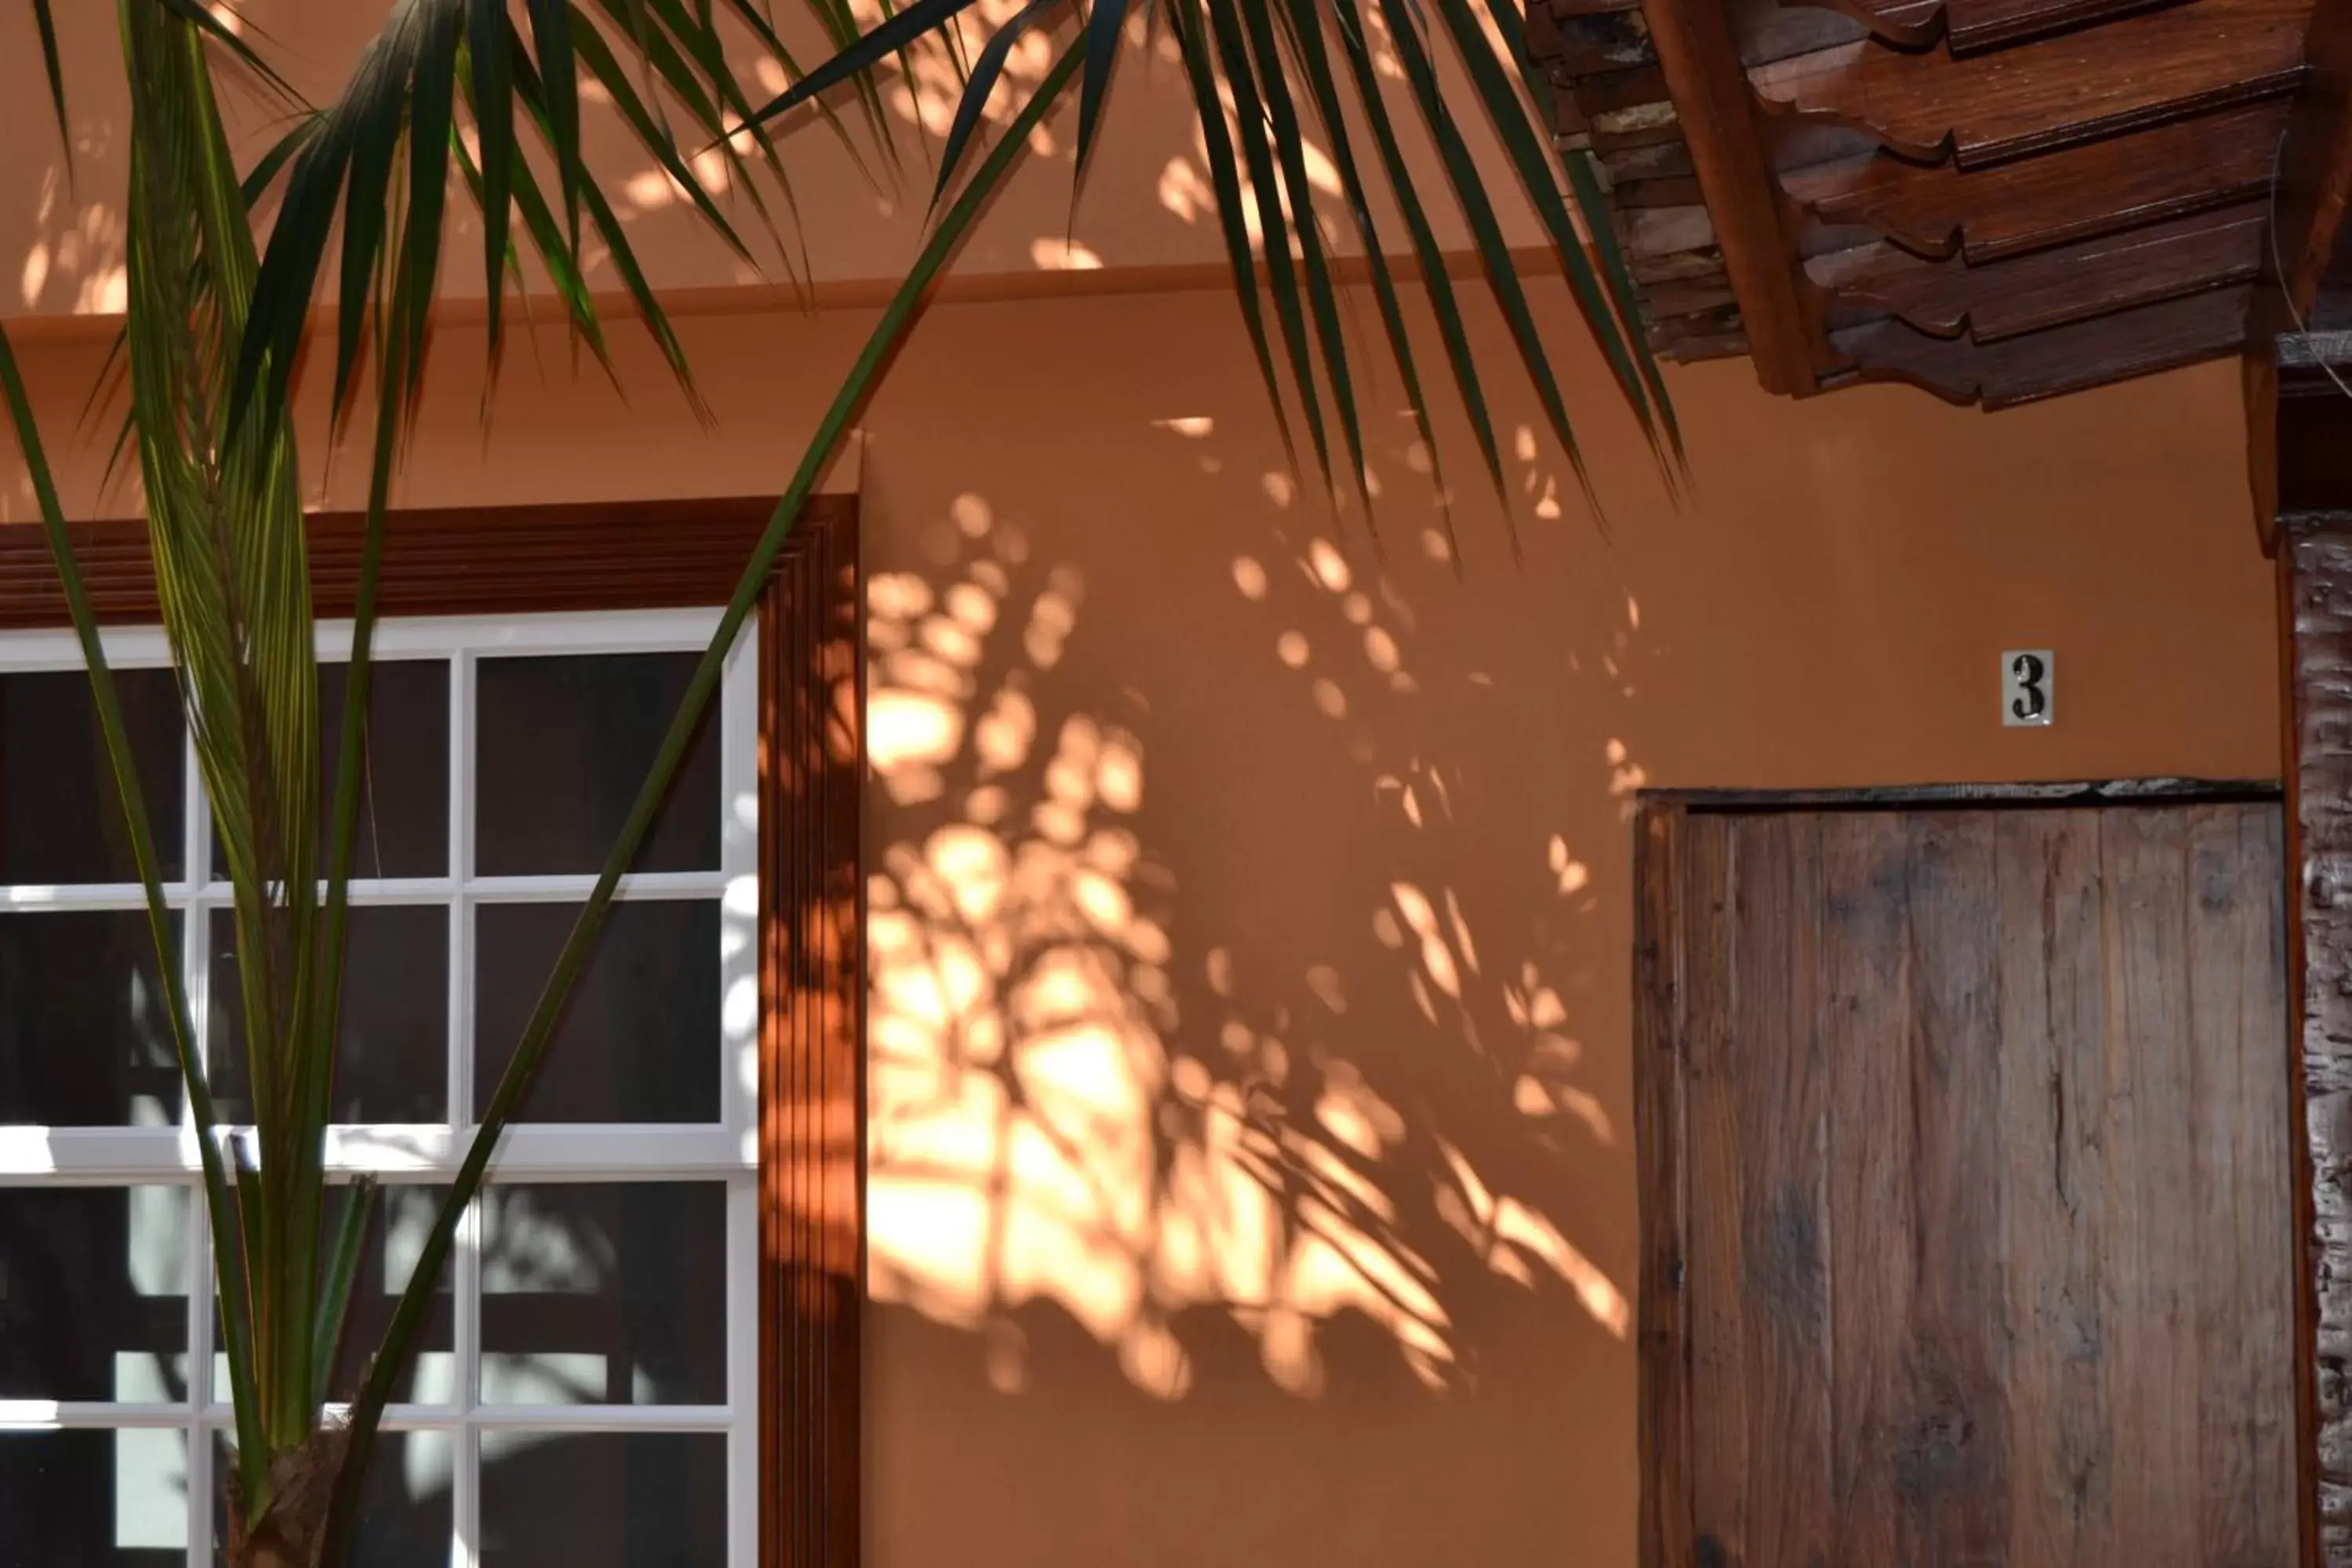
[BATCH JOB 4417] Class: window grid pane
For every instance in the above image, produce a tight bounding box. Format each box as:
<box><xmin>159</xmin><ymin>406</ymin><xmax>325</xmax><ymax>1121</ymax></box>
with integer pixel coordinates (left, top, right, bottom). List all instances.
<box><xmin>0</xmin><ymin>613</ymin><xmax>757</xmax><ymax>1568</ymax></box>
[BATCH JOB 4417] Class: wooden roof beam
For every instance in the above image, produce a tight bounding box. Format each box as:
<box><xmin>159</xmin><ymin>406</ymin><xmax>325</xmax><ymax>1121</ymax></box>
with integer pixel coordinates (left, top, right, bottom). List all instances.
<box><xmin>1642</xmin><ymin>0</ymin><xmax>1823</xmax><ymax>390</ymax></box>
<box><xmin>1811</xmin><ymin>204</ymin><xmax>2266</xmax><ymax>342</ymax></box>
<box><xmin>1781</xmin><ymin>100</ymin><xmax>2289</xmax><ymax>263</ymax></box>
<box><xmin>2248</xmin><ymin>0</ymin><xmax>2352</xmax><ymax>551</ymax></box>
<box><xmin>1749</xmin><ymin>0</ymin><xmax>2309</xmax><ymax>169</ymax></box>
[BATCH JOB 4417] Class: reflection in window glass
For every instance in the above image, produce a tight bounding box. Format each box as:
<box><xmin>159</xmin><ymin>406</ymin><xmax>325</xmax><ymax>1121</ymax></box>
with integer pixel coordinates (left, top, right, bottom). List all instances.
<box><xmin>479</xmin><ymin>1183</ymin><xmax>727</xmax><ymax>1406</ymax></box>
<box><xmin>0</xmin><ymin>1186</ymin><xmax>190</xmax><ymax>1403</ymax></box>
<box><xmin>208</xmin><ymin>905</ymin><xmax>448</xmax><ymax>1125</ymax></box>
<box><xmin>0</xmin><ymin>912</ymin><xmax>182</xmax><ymax>1127</ymax></box>
<box><xmin>479</xmin><ymin>1432</ymin><xmax>725</xmax><ymax>1567</ymax></box>
<box><xmin>475</xmin><ymin>653</ymin><xmax>719</xmax><ymax>876</ymax></box>
<box><xmin>0</xmin><ymin>1428</ymin><xmax>188</xmax><ymax>1566</ymax></box>
<box><xmin>474</xmin><ymin>901</ymin><xmax>719</xmax><ymax>1124</ymax></box>
<box><xmin>0</xmin><ymin>667</ymin><xmax>185</xmax><ymax>887</ymax></box>
<box><xmin>212</xmin><ymin>1185</ymin><xmax>455</xmax><ymax>1407</ymax></box>
<box><xmin>0</xmin><ymin>614</ymin><xmax>753</xmax><ymax>1564</ymax></box>
<box><xmin>209</xmin><ymin>660</ymin><xmax>450</xmax><ymax>883</ymax></box>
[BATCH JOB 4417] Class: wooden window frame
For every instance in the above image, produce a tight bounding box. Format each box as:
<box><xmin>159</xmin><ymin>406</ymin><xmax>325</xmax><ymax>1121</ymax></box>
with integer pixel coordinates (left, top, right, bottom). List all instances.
<box><xmin>0</xmin><ymin>494</ymin><xmax>864</xmax><ymax>1568</ymax></box>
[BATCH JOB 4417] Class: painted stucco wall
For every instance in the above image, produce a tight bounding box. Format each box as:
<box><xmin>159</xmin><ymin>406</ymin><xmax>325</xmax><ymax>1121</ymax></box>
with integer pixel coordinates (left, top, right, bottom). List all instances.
<box><xmin>0</xmin><ymin>0</ymin><xmax>1550</xmax><ymax>319</ymax></box>
<box><xmin>0</xmin><ymin>5</ymin><xmax>2285</xmax><ymax>1561</ymax></box>
<box><xmin>3</xmin><ymin>267</ymin><xmax>2278</xmax><ymax>1563</ymax></box>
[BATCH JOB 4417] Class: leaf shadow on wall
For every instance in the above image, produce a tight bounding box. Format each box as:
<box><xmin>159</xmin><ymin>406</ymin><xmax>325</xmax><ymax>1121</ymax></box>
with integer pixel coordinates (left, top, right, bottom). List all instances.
<box><xmin>858</xmin><ymin>430</ymin><xmax>1660</xmax><ymax>1561</ymax></box>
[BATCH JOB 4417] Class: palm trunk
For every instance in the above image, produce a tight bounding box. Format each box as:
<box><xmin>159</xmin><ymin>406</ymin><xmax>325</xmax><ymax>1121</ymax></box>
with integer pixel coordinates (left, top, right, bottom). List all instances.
<box><xmin>224</xmin><ymin>1427</ymin><xmax>350</xmax><ymax>1568</ymax></box>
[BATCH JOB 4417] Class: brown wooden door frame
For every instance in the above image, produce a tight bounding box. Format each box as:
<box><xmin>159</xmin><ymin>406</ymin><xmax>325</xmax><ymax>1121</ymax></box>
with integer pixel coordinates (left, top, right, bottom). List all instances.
<box><xmin>1634</xmin><ymin>779</ymin><xmax>2291</xmax><ymax>1568</ymax></box>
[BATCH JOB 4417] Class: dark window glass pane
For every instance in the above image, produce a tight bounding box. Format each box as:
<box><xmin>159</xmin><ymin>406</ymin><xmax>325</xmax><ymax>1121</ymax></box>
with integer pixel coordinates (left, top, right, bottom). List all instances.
<box><xmin>209</xmin><ymin>659</ymin><xmax>449</xmax><ymax>882</ymax></box>
<box><xmin>474</xmin><ymin>654</ymin><xmax>719</xmax><ymax>877</ymax></box>
<box><xmin>474</xmin><ymin>902</ymin><xmax>718</xmax><ymax>1124</ymax></box>
<box><xmin>213</xmin><ymin>1185</ymin><xmax>453</xmax><ymax>1406</ymax></box>
<box><xmin>0</xmin><ymin>911</ymin><xmax>183</xmax><ymax>1127</ymax></box>
<box><xmin>0</xmin><ymin>1428</ymin><xmax>189</xmax><ymax>1566</ymax></box>
<box><xmin>0</xmin><ymin>1186</ymin><xmax>190</xmax><ymax>1402</ymax></box>
<box><xmin>329</xmin><ymin>1183</ymin><xmax>456</xmax><ymax>1406</ymax></box>
<box><xmin>211</xmin><ymin>1429</ymin><xmax>452</xmax><ymax>1568</ymax></box>
<box><xmin>479</xmin><ymin>1183</ymin><xmax>727</xmax><ymax>1407</ymax></box>
<box><xmin>209</xmin><ymin>905</ymin><xmax>446</xmax><ymax>1124</ymax></box>
<box><xmin>479</xmin><ymin>1432</ymin><xmax>724</xmax><ymax>1567</ymax></box>
<box><xmin>0</xmin><ymin>668</ymin><xmax>183</xmax><ymax>885</ymax></box>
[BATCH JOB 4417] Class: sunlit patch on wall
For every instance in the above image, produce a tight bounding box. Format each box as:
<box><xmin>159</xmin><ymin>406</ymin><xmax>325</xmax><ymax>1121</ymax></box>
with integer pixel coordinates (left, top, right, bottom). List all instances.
<box><xmin>862</xmin><ymin>503</ymin><xmax>1630</xmax><ymax>1407</ymax></box>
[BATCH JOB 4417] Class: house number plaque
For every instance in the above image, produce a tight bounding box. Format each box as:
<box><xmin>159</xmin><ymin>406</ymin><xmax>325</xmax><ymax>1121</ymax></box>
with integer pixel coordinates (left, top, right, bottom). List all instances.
<box><xmin>2003</xmin><ymin>649</ymin><xmax>2054</xmax><ymax>728</ymax></box>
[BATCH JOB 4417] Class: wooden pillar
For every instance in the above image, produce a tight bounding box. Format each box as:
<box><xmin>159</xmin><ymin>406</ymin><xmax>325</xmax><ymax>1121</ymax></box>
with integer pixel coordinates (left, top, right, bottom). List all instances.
<box><xmin>2268</xmin><ymin>329</ymin><xmax>2352</xmax><ymax>1568</ymax></box>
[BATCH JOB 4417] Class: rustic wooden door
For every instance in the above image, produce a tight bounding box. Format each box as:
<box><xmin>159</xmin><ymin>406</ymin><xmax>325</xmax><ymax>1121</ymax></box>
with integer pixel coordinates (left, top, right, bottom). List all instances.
<box><xmin>1635</xmin><ymin>797</ymin><xmax>2299</xmax><ymax>1568</ymax></box>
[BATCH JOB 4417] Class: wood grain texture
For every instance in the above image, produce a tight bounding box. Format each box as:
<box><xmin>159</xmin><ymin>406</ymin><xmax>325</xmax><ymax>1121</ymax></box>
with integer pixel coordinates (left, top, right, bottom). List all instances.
<box><xmin>2185</xmin><ymin>804</ymin><xmax>2297</xmax><ymax>1566</ymax></box>
<box><xmin>1904</xmin><ymin>811</ymin><xmax>2013</xmax><ymax>1567</ymax></box>
<box><xmin>1810</xmin><ymin>203</ymin><xmax>2265</xmax><ymax>341</ymax></box>
<box><xmin>1641</xmin><ymin>799</ymin><xmax>2298</xmax><ymax>1568</ymax></box>
<box><xmin>1643</xmin><ymin>0</ymin><xmax>1823</xmax><ymax>390</ymax></box>
<box><xmin>1817</xmin><ymin>0</ymin><xmax>2180</xmax><ymax>52</ymax></box>
<box><xmin>1632</xmin><ymin>804</ymin><xmax>1690</xmax><ymax>1568</ymax></box>
<box><xmin>1749</xmin><ymin>0</ymin><xmax>2309</xmax><ymax>168</ymax></box>
<box><xmin>2100</xmin><ymin>809</ymin><xmax>2201</xmax><ymax>1566</ymax></box>
<box><xmin>2252</xmin><ymin>333</ymin><xmax>2352</xmax><ymax>547</ymax></box>
<box><xmin>2270</xmin><ymin>0</ymin><xmax>2352</xmax><ymax>314</ymax></box>
<box><xmin>1828</xmin><ymin>284</ymin><xmax>2252</xmax><ymax>406</ymax></box>
<box><xmin>1821</xmin><ymin>811</ymin><xmax>1915</xmax><ymax>1567</ymax></box>
<box><xmin>1731</xmin><ymin>815</ymin><xmax>1835</xmax><ymax>1568</ymax></box>
<box><xmin>0</xmin><ymin>495</ymin><xmax>859</xmax><ymax>626</ymax></box>
<box><xmin>1994</xmin><ymin>810</ymin><xmax>2111</xmax><ymax>1568</ymax></box>
<box><xmin>2283</xmin><ymin>523</ymin><xmax>2352</xmax><ymax>1566</ymax></box>
<box><xmin>1944</xmin><ymin>0</ymin><xmax>2194</xmax><ymax>52</ymax></box>
<box><xmin>1617</xmin><ymin>175</ymin><xmax>1710</xmax><ymax>208</ymax></box>
<box><xmin>759</xmin><ymin>499</ymin><xmax>866</xmax><ymax>1568</ymax></box>
<box><xmin>1679</xmin><ymin>811</ymin><xmax>1751</xmax><ymax>1567</ymax></box>
<box><xmin>1780</xmin><ymin>100</ymin><xmax>2288</xmax><ymax>263</ymax></box>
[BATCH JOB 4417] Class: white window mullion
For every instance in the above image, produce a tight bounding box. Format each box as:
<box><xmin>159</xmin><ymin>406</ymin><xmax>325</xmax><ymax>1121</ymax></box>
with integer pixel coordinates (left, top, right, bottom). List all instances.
<box><xmin>453</xmin><ymin>1196</ymin><xmax>482</xmax><ymax>1568</ymax></box>
<box><xmin>451</xmin><ymin>648</ymin><xmax>475</xmax><ymax>1135</ymax></box>
<box><xmin>183</xmin><ymin>717</ymin><xmax>212</xmax><ymax>1568</ymax></box>
<box><xmin>452</xmin><ymin>645</ymin><xmax>481</xmax><ymax>1568</ymax></box>
<box><xmin>0</xmin><ymin>1401</ymin><xmax>195</xmax><ymax>1430</ymax></box>
<box><xmin>0</xmin><ymin>1127</ymin><xmax>205</xmax><ymax>1183</ymax></box>
<box><xmin>726</xmin><ymin>1178</ymin><xmax>758</xmax><ymax>1567</ymax></box>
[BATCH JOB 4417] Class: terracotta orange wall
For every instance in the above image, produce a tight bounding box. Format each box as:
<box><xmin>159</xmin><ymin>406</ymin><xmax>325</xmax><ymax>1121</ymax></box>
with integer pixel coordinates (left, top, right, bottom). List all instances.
<box><xmin>0</xmin><ymin>0</ymin><xmax>1548</xmax><ymax>314</ymax></box>
<box><xmin>2</xmin><ymin>278</ymin><xmax>2276</xmax><ymax>1566</ymax></box>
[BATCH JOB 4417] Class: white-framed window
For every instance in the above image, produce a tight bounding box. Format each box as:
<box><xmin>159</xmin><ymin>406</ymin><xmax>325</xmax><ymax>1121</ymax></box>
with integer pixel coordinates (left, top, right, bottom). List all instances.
<box><xmin>0</xmin><ymin>609</ymin><xmax>761</xmax><ymax>1567</ymax></box>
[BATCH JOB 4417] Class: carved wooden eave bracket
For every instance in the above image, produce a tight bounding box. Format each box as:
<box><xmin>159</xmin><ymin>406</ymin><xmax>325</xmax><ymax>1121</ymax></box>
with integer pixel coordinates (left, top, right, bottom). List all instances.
<box><xmin>1525</xmin><ymin>0</ymin><xmax>2325</xmax><ymax>405</ymax></box>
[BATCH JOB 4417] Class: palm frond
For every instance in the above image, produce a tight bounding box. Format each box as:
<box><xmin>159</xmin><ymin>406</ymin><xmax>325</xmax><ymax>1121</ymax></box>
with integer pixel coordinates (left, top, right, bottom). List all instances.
<box><xmin>757</xmin><ymin>0</ymin><xmax>1677</xmax><ymax>535</ymax></box>
<box><xmin>1239</xmin><ymin>0</ymin><xmax>1372</xmax><ymax>514</ymax></box>
<box><xmin>116</xmin><ymin>2</ymin><xmax>323</xmax><ymax>1482</ymax></box>
<box><xmin>1275</xmin><ymin>0</ymin><xmax>1465</xmax><ymax>555</ymax></box>
<box><xmin>933</xmin><ymin>0</ymin><xmax>1062</xmax><ymax>212</ymax></box>
<box><xmin>0</xmin><ymin>315</ymin><xmax>265</xmax><ymax>1489</ymax></box>
<box><xmin>232</xmin><ymin>0</ymin><xmax>895</xmax><ymax>442</ymax></box>
<box><xmin>29</xmin><ymin>0</ymin><xmax>65</xmax><ymax>164</ymax></box>
<box><xmin>327</xmin><ymin>31</ymin><xmax>1094</xmax><ymax>1566</ymax></box>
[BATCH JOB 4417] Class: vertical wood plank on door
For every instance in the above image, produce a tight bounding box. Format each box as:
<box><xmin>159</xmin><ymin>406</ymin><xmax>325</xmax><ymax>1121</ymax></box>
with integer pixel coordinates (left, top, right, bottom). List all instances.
<box><xmin>1901</xmin><ymin>811</ymin><xmax>2013</xmax><ymax>1568</ymax></box>
<box><xmin>1633</xmin><ymin>807</ymin><xmax>1691</xmax><ymax>1568</ymax></box>
<box><xmin>1822</xmin><ymin>811</ymin><xmax>1917</xmax><ymax>1568</ymax></box>
<box><xmin>2187</xmin><ymin>804</ymin><xmax>2298</xmax><ymax>1567</ymax></box>
<box><xmin>1680</xmin><ymin>813</ymin><xmax>1751</xmax><ymax>1566</ymax></box>
<box><xmin>2100</xmin><ymin>809</ymin><xmax>2201</xmax><ymax>1568</ymax></box>
<box><xmin>1730</xmin><ymin>815</ymin><xmax>1835</xmax><ymax>1568</ymax></box>
<box><xmin>1997</xmin><ymin>809</ymin><xmax>2113</xmax><ymax>1568</ymax></box>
